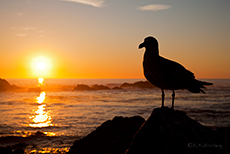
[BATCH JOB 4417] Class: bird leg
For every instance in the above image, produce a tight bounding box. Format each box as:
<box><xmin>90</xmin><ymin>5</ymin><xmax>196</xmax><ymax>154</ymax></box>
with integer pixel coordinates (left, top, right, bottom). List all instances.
<box><xmin>171</xmin><ymin>90</ymin><xmax>175</xmax><ymax>109</ymax></box>
<box><xmin>161</xmin><ymin>89</ymin><xmax>165</xmax><ymax>108</ymax></box>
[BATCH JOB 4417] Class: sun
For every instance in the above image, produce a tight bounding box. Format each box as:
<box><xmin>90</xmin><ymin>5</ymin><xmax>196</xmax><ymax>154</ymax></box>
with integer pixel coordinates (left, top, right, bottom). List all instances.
<box><xmin>31</xmin><ymin>56</ymin><xmax>52</xmax><ymax>77</ymax></box>
<box><xmin>37</xmin><ymin>62</ymin><xmax>46</xmax><ymax>70</ymax></box>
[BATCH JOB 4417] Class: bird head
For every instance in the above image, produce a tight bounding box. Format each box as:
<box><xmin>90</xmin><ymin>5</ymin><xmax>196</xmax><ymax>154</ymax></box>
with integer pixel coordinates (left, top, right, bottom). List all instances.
<box><xmin>138</xmin><ymin>36</ymin><xmax>159</xmax><ymax>50</ymax></box>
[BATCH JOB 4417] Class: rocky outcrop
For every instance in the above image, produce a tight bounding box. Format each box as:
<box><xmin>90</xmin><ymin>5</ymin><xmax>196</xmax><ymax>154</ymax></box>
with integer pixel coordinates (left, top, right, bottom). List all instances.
<box><xmin>73</xmin><ymin>84</ymin><xmax>110</xmax><ymax>91</ymax></box>
<box><xmin>73</xmin><ymin>81</ymin><xmax>156</xmax><ymax>91</ymax></box>
<box><xmin>0</xmin><ymin>78</ymin><xmax>21</xmax><ymax>91</ymax></box>
<box><xmin>0</xmin><ymin>78</ymin><xmax>11</xmax><ymax>91</ymax></box>
<box><xmin>68</xmin><ymin>107</ymin><xmax>229</xmax><ymax>154</ymax></box>
<box><xmin>125</xmin><ymin>107</ymin><xmax>228</xmax><ymax>154</ymax></box>
<box><xmin>112</xmin><ymin>86</ymin><xmax>123</xmax><ymax>90</ymax></box>
<box><xmin>91</xmin><ymin>84</ymin><xmax>110</xmax><ymax>90</ymax></box>
<box><xmin>68</xmin><ymin>116</ymin><xmax>145</xmax><ymax>154</ymax></box>
<box><xmin>120</xmin><ymin>81</ymin><xmax>155</xmax><ymax>89</ymax></box>
<box><xmin>73</xmin><ymin>84</ymin><xmax>93</xmax><ymax>90</ymax></box>
<box><xmin>0</xmin><ymin>143</ymin><xmax>27</xmax><ymax>154</ymax></box>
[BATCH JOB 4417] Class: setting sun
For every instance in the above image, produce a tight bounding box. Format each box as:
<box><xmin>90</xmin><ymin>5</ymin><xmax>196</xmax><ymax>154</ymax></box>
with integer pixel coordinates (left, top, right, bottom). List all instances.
<box><xmin>37</xmin><ymin>62</ymin><xmax>46</xmax><ymax>70</ymax></box>
<box><xmin>31</xmin><ymin>56</ymin><xmax>53</xmax><ymax>77</ymax></box>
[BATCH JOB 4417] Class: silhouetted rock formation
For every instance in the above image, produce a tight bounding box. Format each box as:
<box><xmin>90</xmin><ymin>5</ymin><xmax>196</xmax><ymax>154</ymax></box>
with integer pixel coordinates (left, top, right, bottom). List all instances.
<box><xmin>0</xmin><ymin>78</ymin><xmax>21</xmax><ymax>91</ymax></box>
<box><xmin>0</xmin><ymin>78</ymin><xmax>11</xmax><ymax>91</ymax></box>
<box><xmin>0</xmin><ymin>143</ymin><xmax>27</xmax><ymax>154</ymax></box>
<box><xmin>72</xmin><ymin>80</ymin><xmax>157</xmax><ymax>91</ymax></box>
<box><xmin>120</xmin><ymin>81</ymin><xmax>156</xmax><ymax>89</ymax></box>
<box><xmin>68</xmin><ymin>107</ymin><xmax>229</xmax><ymax>154</ymax></box>
<box><xmin>91</xmin><ymin>84</ymin><xmax>110</xmax><ymax>90</ymax></box>
<box><xmin>68</xmin><ymin>116</ymin><xmax>145</xmax><ymax>154</ymax></box>
<box><xmin>73</xmin><ymin>84</ymin><xmax>110</xmax><ymax>91</ymax></box>
<box><xmin>112</xmin><ymin>86</ymin><xmax>123</xmax><ymax>90</ymax></box>
<box><xmin>125</xmin><ymin>107</ymin><xmax>227</xmax><ymax>154</ymax></box>
<box><xmin>73</xmin><ymin>84</ymin><xmax>92</xmax><ymax>90</ymax></box>
<box><xmin>107</xmin><ymin>83</ymin><xmax>121</xmax><ymax>89</ymax></box>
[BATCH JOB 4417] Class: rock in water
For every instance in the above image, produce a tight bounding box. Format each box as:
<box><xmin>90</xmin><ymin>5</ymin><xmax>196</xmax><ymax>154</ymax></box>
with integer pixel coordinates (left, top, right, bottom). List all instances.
<box><xmin>91</xmin><ymin>84</ymin><xmax>110</xmax><ymax>90</ymax></box>
<box><xmin>0</xmin><ymin>78</ymin><xmax>12</xmax><ymax>91</ymax></box>
<box><xmin>125</xmin><ymin>107</ymin><xmax>226</xmax><ymax>154</ymax></box>
<box><xmin>68</xmin><ymin>116</ymin><xmax>145</xmax><ymax>154</ymax></box>
<box><xmin>73</xmin><ymin>84</ymin><xmax>92</xmax><ymax>90</ymax></box>
<box><xmin>0</xmin><ymin>78</ymin><xmax>22</xmax><ymax>91</ymax></box>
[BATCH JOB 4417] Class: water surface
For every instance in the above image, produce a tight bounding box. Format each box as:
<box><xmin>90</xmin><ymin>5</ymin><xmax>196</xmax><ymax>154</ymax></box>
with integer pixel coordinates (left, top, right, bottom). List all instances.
<box><xmin>0</xmin><ymin>79</ymin><xmax>229</xmax><ymax>153</ymax></box>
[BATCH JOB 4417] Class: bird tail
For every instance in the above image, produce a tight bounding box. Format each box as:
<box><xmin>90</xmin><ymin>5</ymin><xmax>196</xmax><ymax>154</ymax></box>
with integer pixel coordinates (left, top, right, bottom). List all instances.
<box><xmin>188</xmin><ymin>79</ymin><xmax>213</xmax><ymax>93</ymax></box>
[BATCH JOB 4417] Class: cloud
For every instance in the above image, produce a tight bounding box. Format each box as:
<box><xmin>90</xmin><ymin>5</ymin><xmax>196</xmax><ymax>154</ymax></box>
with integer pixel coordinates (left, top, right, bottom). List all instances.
<box><xmin>61</xmin><ymin>0</ymin><xmax>105</xmax><ymax>7</ymax></box>
<box><xmin>16</xmin><ymin>34</ymin><xmax>27</xmax><ymax>37</ymax></box>
<box><xmin>137</xmin><ymin>4</ymin><xmax>171</xmax><ymax>11</ymax></box>
<box><xmin>23</xmin><ymin>27</ymin><xmax>36</xmax><ymax>31</ymax></box>
<box><xmin>12</xmin><ymin>27</ymin><xmax>36</xmax><ymax>31</ymax></box>
<box><xmin>17</xmin><ymin>13</ymin><xmax>23</xmax><ymax>16</ymax></box>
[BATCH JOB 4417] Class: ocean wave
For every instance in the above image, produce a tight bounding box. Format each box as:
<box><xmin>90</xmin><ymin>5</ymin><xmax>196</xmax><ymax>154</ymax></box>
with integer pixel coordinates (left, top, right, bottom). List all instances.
<box><xmin>187</xmin><ymin>109</ymin><xmax>230</xmax><ymax>114</ymax></box>
<box><xmin>0</xmin><ymin>131</ymin><xmax>79</xmax><ymax>154</ymax></box>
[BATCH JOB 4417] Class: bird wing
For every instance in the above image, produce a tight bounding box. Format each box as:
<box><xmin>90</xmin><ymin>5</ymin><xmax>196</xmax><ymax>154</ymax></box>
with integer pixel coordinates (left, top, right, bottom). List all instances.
<box><xmin>159</xmin><ymin>56</ymin><xmax>195</xmax><ymax>81</ymax></box>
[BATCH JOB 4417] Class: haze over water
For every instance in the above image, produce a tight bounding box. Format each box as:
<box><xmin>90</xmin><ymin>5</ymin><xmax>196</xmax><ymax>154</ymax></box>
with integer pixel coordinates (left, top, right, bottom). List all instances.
<box><xmin>0</xmin><ymin>78</ymin><xmax>230</xmax><ymax>153</ymax></box>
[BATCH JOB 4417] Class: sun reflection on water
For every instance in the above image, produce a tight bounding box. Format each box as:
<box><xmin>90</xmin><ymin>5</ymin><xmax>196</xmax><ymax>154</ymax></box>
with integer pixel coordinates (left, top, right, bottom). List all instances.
<box><xmin>28</xmin><ymin>148</ymin><xmax>69</xmax><ymax>154</ymax></box>
<box><xmin>37</xmin><ymin>91</ymin><xmax>46</xmax><ymax>104</ymax></box>
<box><xmin>38</xmin><ymin>77</ymin><xmax>44</xmax><ymax>85</ymax></box>
<box><xmin>29</xmin><ymin>79</ymin><xmax>53</xmax><ymax>128</ymax></box>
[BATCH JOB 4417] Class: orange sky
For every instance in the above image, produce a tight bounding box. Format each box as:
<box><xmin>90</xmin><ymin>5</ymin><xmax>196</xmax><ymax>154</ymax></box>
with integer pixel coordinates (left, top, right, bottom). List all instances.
<box><xmin>1</xmin><ymin>0</ymin><xmax>230</xmax><ymax>79</ymax></box>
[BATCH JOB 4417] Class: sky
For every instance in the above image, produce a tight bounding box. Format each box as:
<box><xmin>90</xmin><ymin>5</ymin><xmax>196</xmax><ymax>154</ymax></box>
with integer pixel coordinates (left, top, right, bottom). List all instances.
<box><xmin>1</xmin><ymin>0</ymin><xmax>230</xmax><ymax>79</ymax></box>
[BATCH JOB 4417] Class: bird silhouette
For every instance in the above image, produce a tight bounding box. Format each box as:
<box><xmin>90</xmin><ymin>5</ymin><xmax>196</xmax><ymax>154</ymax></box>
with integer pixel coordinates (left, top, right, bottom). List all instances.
<box><xmin>138</xmin><ymin>36</ymin><xmax>213</xmax><ymax>109</ymax></box>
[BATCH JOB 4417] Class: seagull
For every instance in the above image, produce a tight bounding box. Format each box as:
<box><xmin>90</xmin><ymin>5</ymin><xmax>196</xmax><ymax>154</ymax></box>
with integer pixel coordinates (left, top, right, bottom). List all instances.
<box><xmin>138</xmin><ymin>36</ymin><xmax>213</xmax><ymax>109</ymax></box>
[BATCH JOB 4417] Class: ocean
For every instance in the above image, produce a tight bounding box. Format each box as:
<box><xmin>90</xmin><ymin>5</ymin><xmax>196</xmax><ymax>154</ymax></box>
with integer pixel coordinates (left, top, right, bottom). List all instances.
<box><xmin>0</xmin><ymin>78</ymin><xmax>230</xmax><ymax>153</ymax></box>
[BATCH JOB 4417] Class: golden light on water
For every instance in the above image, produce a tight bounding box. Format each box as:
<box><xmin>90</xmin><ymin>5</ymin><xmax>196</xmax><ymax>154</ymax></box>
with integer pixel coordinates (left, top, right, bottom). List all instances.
<box><xmin>38</xmin><ymin>77</ymin><xmax>44</xmax><ymax>86</ymax></box>
<box><xmin>29</xmin><ymin>91</ymin><xmax>53</xmax><ymax>128</ymax></box>
<box><xmin>29</xmin><ymin>78</ymin><xmax>53</xmax><ymax>128</ymax></box>
<box><xmin>37</xmin><ymin>91</ymin><xmax>46</xmax><ymax>104</ymax></box>
<box><xmin>29</xmin><ymin>148</ymin><xmax>69</xmax><ymax>154</ymax></box>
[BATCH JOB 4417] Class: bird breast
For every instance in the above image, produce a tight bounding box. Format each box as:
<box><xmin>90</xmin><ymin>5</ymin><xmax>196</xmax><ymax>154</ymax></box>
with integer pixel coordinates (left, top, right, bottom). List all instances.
<box><xmin>143</xmin><ymin>51</ymin><xmax>163</xmax><ymax>88</ymax></box>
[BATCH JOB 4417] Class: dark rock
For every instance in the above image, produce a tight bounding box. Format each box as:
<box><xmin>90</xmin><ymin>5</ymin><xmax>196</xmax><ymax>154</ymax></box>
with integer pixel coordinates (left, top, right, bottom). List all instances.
<box><xmin>0</xmin><ymin>78</ymin><xmax>21</xmax><ymax>91</ymax></box>
<box><xmin>73</xmin><ymin>84</ymin><xmax>110</xmax><ymax>91</ymax></box>
<box><xmin>72</xmin><ymin>81</ymin><xmax>156</xmax><ymax>91</ymax></box>
<box><xmin>120</xmin><ymin>82</ymin><xmax>132</xmax><ymax>88</ymax></box>
<box><xmin>68</xmin><ymin>107</ymin><xmax>230</xmax><ymax>154</ymax></box>
<box><xmin>91</xmin><ymin>84</ymin><xmax>110</xmax><ymax>90</ymax></box>
<box><xmin>0</xmin><ymin>146</ymin><xmax>12</xmax><ymax>154</ymax></box>
<box><xmin>112</xmin><ymin>86</ymin><xmax>123</xmax><ymax>90</ymax></box>
<box><xmin>0</xmin><ymin>78</ymin><xmax>12</xmax><ymax>91</ymax></box>
<box><xmin>120</xmin><ymin>81</ymin><xmax>155</xmax><ymax>89</ymax></box>
<box><xmin>33</xmin><ymin>131</ymin><xmax>45</xmax><ymax>136</ymax></box>
<box><xmin>133</xmin><ymin>81</ymin><xmax>156</xmax><ymax>88</ymax></box>
<box><xmin>215</xmin><ymin>127</ymin><xmax>230</xmax><ymax>153</ymax></box>
<box><xmin>0</xmin><ymin>143</ymin><xmax>27</xmax><ymax>154</ymax></box>
<box><xmin>68</xmin><ymin>116</ymin><xmax>145</xmax><ymax>154</ymax></box>
<box><xmin>125</xmin><ymin>107</ymin><xmax>228</xmax><ymax>154</ymax></box>
<box><xmin>107</xmin><ymin>83</ymin><xmax>121</xmax><ymax>89</ymax></box>
<box><xmin>73</xmin><ymin>84</ymin><xmax>93</xmax><ymax>91</ymax></box>
<box><xmin>10</xmin><ymin>84</ymin><xmax>22</xmax><ymax>90</ymax></box>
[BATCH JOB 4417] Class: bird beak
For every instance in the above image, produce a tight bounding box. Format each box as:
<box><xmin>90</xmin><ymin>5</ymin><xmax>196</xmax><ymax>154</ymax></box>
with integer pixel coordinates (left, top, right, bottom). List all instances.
<box><xmin>138</xmin><ymin>42</ymin><xmax>145</xmax><ymax>49</ymax></box>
